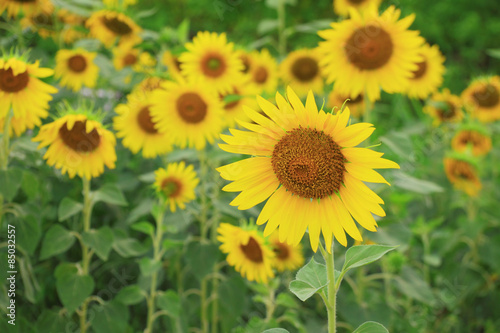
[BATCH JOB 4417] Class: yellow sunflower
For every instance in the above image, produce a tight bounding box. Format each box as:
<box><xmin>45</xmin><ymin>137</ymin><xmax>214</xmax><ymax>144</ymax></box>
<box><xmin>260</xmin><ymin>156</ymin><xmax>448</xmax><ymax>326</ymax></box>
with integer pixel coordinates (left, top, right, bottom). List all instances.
<box><xmin>55</xmin><ymin>49</ymin><xmax>99</xmax><ymax>92</ymax></box>
<box><xmin>113</xmin><ymin>91</ymin><xmax>172</xmax><ymax>158</ymax></box>
<box><xmin>0</xmin><ymin>54</ymin><xmax>57</xmax><ymax>119</ymax></box>
<box><xmin>150</xmin><ymin>80</ymin><xmax>224</xmax><ymax>150</ymax></box>
<box><xmin>162</xmin><ymin>50</ymin><xmax>184</xmax><ymax>81</ymax></box>
<box><xmin>32</xmin><ymin>111</ymin><xmax>116</xmax><ymax>179</ymax></box>
<box><xmin>0</xmin><ymin>0</ymin><xmax>52</xmax><ymax>18</ymax></box>
<box><xmin>424</xmin><ymin>89</ymin><xmax>463</xmax><ymax>126</ymax></box>
<box><xmin>405</xmin><ymin>43</ymin><xmax>446</xmax><ymax>99</ymax></box>
<box><xmin>269</xmin><ymin>231</ymin><xmax>304</xmax><ymax>272</ymax></box>
<box><xmin>327</xmin><ymin>90</ymin><xmax>366</xmax><ymax>118</ymax></box>
<box><xmin>462</xmin><ymin>76</ymin><xmax>500</xmax><ymax>123</ymax></box>
<box><xmin>56</xmin><ymin>8</ymin><xmax>87</xmax><ymax>43</ymax></box>
<box><xmin>218</xmin><ymin>83</ymin><xmax>259</xmax><ymax>128</ymax></box>
<box><xmin>20</xmin><ymin>8</ymin><xmax>56</xmax><ymax>39</ymax></box>
<box><xmin>318</xmin><ymin>5</ymin><xmax>424</xmax><ymax>102</ymax></box>
<box><xmin>280</xmin><ymin>48</ymin><xmax>324</xmax><ymax>97</ymax></box>
<box><xmin>451</xmin><ymin>126</ymin><xmax>491</xmax><ymax>157</ymax></box>
<box><xmin>217</xmin><ymin>223</ymin><xmax>275</xmax><ymax>284</ymax></box>
<box><xmin>132</xmin><ymin>76</ymin><xmax>166</xmax><ymax>94</ymax></box>
<box><xmin>333</xmin><ymin>0</ymin><xmax>382</xmax><ymax>17</ymax></box>
<box><xmin>236</xmin><ymin>49</ymin><xmax>252</xmax><ymax>77</ymax></box>
<box><xmin>153</xmin><ymin>162</ymin><xmax>199</xmax><ymax>212</ymax></box>
<box><xmin>247</xmin><ymin>49</ymin><xmax>278</xmax><ymax>95</ymax></box>
<box><xmin>180</xmin><ymin>31</ymin><xmax>243</xmax><ymax>94</ymax></box>
<box><xmin>444</xmin><ymin>156</ymin><xmax>481</xmax><ymax>197</ymax></box>
<box><xmin>217</xmin><ymin>87</ymin><xmax>399</xmax><ymax>251</ymax></box>
<box><xmin>0</xmin><ymin>109</ymin><xmax>47</xmax><ymax>137</ymax></box>
<box><xmin>86</xmin><ymin>10</ymin><xmax>142</xmax><ymax>47</ymax></box>
<box><xmin>112</xmin><ymin>45</ymin><xmax>156</xmax><ymax>73</ymax></box>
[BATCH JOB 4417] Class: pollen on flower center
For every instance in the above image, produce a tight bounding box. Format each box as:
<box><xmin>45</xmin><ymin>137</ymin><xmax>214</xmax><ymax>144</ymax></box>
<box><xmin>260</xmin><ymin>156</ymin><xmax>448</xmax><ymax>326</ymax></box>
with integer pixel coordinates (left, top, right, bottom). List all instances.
<box><xmin>253</xmin><ymin>66</ymin><xmax>268</xmax><ymax>83</ymax></box>
<box><xmin>272</xmin><ymin>127</ymin><xmax>346</xmax><ymax>199</ymax></box>
<box><xmin>176</xmin><ymin>92</ymin><xmax>208</xmax><ymax>123</ymax></box>
<box><xmin>161</xmin><ymin>177</ymin><xmax>182</xmax><ymax>198</ymax></box>
<box><xmin>102</xmin><ymin>17</ymin><xmax>132</xmax><ymax>35</ymax></box>
<box><xmin>412</xmin><ymin>60</ymin><xmax>427</xmax><ymax>79</ymax></box>
<box><xmin>59</xmin><ymin>120</ymin><xmax>101</xmax><ymax>152</ymax></box>
<box><xmin>0</xmin><ymin>68</ymin><xmax>29</xmax><ymax>93</ymax></box>
<box><xmin>273</xmin><ymin>243</ymin><xmax>289</xmax><ymax>260</ymax></box>
<box><xmin>201</xmin><ymin>54</ymin><xmax>226</xmax><ymax>77</ymax></box>
<box><xmin>137</xmin><ymin>106</ymin><xmax>158</xmax><ymax>133</ymax></box>
<box><xmin>345</xmin><ymin>25</ymin><xmax>394</xmax><ymax>70</ymax></box>
<box><xmin>291</xmin><ymin>57</ymin><xmax>319</xmax><ymax>82</ymax></box>
<box><xmin>240</xmin><ymin>237</ymin><xmax>263</xmax><ymax>263</ymax></box>
<box><xmin>473</xmin><ymin>84</ymin><xmax>499</xmax><ymax>108</ymax></box>
<box><xmin>68</xmin><ymin>55</ymin><xmax>87</xmax><ymax>73</ymax></box>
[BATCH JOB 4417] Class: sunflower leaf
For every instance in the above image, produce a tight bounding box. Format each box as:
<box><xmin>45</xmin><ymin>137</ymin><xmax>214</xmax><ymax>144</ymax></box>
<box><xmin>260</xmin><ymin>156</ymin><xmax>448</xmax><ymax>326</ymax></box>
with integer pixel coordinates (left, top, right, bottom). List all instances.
<box><xmin>58</xmin><ymin>197</ymin><xmax>83</xmax><ymax>222</ymax></box>
<box><xmin>93</xmin><ymin>183</ymin><xmax>128</xmax><ymax>206</ymax></box>
<box><xmin>352</xmin><ymin>321</ymin><xmax>389</xmax><ymax>333</ymax></box>
<box><xmin>289</xmin><ymin>258</ymin><xmax>328</xmax><ymax>302</ymax></box>
<box><xmin>342</xmin><ymin>245</ymin><xmax>397</xmax><ymax>273</ymax></box>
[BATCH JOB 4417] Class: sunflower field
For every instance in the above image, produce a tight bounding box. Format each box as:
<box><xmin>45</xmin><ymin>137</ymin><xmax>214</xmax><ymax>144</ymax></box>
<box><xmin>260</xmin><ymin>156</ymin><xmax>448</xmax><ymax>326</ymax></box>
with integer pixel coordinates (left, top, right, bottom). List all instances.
<box><xmin>1</xmin><ymin>0</ymin><xmax>500</xmax><ymax>332</ymax></box>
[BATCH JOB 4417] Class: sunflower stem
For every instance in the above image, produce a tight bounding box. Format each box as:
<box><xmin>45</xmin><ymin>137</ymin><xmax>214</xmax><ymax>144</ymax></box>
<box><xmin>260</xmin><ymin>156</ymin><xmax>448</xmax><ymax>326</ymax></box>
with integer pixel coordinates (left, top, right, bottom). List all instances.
<box><xmin>277</xmin><ymin>0</ymin><xmax>287</xmax><ymax>59</ymax></box>
<box><xmin>80</xmin><ymin>177</ymin><xmax>92</xmax><ymax>333</ymax></box>
<box><xmin>363</xmin><ymin>90</ymin><xmax>373</xmax><ymax>124</ymax></box>
<box><xmin>0</xmin><ymin>109</ymin><xmax>13</xmax><ymax>171</ymax></box>
<box><xmin>319</xmin><ymin>242</ymin><xmax>337</xmax><ymax>333</ymax></box>
<box><xmin>199</xmin><ymin>149</ymin><xmax>210</xmax><ymax>333</ymax></box>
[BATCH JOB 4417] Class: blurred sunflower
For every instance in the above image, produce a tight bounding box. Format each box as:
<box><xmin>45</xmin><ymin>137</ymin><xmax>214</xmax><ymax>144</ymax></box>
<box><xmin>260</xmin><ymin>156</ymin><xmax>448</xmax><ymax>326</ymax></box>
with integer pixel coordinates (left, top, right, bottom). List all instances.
<box><xmin>217</xmin><ymin>87</ymin><xmax>399</xmax><ymax>251</ymax></box>
<box><xmin>103</xmin><ymin>0</ymin><xmax>137</xmax><ymax>8</ymax></box>
<box><xmin>20</xmin><ymin>9</ymin><xmax>56</xmax><ymax>39</ymax></box>
<box><xmin>333</xmin><ymin>0</ymin><xmax>382</xmax><ymax>17</ymax></box>
<box><xmin>0</xmin><ymin>0</ymin><xmax>52</xmax><ymax>18</ymax></box>
<box><xmin>406</xmin><ymin>43</ymin><xmax>445</xmax><ymax>99</ymax></box>
<box><xmin>424</xmin><ymin>89</ymin><xmax>463</xmax><ymax>125</ymax></box>
<box><xmin>112</xmin><ymin>46</ymin><xmax>156</xmax><ymax>73</ymax></box>
<box><xmin>162</xmin><ymin>50</ymin><xmax>184</xmax><ymax>81</ymax></box>
<box><xmin>451</xmin><ymin>126</ymin><xmax>491</xmax><ymax>157</ymax></box>
<box><xmin>236</xmin><ymin>49</ymin><xmax>252</xmax><ymax>76</ymax></box>
<box><xmin>0</xmin><ymin>109</ymin><xmax>47</xmax><ymax>137</ymax></box>
<box><xmin>327</xmin><ymin>90</ymin><xmax>365</xmax><ymax>118</ymax></box>
<box><xmin>318</xmin><ymin>6</ymin><xmax>423</xmax><ymax>102</ymax></box>
<box><xmin>219</xmin><ymin>83</ymin><xmax>258</xmax><ymax>128</ymax></box>
<box><xmin>444</xmin><ymin>155</ymin><xmax>481</xmax><ymax>197</ymax></box>
<box><xmin>180</xmin><ymin>31</ymin><xmax>243</xmax><ymax>94</ymax></box>
<box><xmin>153</xmin><ymin>162</ymin><xmax>199</xmax><ymax>212</ymax></box>
<box><xmin>86</xmin><ymin>10</ymin><xmax>142</xmax><ymax>47</ymax></box>
<box><xmin>462</xmin><ymin>76</ymin><xmax>500</xmax><ymax>123</ymax></box>
<box><xmin>56</xmin><ymin>8</ymin><xmax>87</xmax><ymax>43</ymax></box>
<box><xmin>133</xmin><ymin>76</ymin><xmax>165</xmax><ymax>94</ymax></box>
<box><xmin>269</xmin><ymin>231</ymin><xmax>304</xmax><ymax>272</ymax></box>
<box><xmin>217</xmin><ymin>223</ymin><xmax>275</xmax><ymax>284</ymax></box>
<box><xmin>247</xmin><ymin>49</ymin><xmax>278</xmax><ymax>95</ymax></box>
<box><xmin>32</xmin><ymin>109</ymin><xmax>116</xmax><ymax>179</ymax></box>
<box><xmin>113</xmin><ymin>91</ymin><xmax>172</xmax><ymax>158</ymax></box>
<box><xmin>280</xmin><ymin>48</ymin><xmax>324</xmax><ymax>97</ymax></box>
<box><xmin>150</xmin><ymin>80</ymin><xmax>223</xmax><ymax>150</ymax></box>
<box><xmin>55</xmin><ymin>49</ymin><xmax>99</xmax><ymax>92</ymax></box>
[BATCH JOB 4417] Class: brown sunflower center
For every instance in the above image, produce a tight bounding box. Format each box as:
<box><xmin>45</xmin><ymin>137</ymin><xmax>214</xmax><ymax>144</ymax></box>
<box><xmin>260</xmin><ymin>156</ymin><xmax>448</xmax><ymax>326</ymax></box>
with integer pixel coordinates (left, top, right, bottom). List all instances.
<box><xmin>273</xmin><ymin>243</ymin><xmax>289</xmax><ymax>260</ymax></box>
<box><xmin>176</xmin><ymin>92</ymin><xmax>208</xmax><ymax>123</ymax></box>
<box><xmin>102</xmin><ymin>16</ymin><xmax>132</xmax><ymax>36</ymax></box>
<box><xmin>0</xmin><ymin>68</ymin><xmax>29</xmax><ymax>93</ymax></box>
<box><xmin>472</xmin><ymin>84</ymin><xmax>499</xmax><ymax>108</ymax></box>
<box><xmin>68</xmin><ymin>55</ymin><xmax>87</xmax><ymax>73</ymax></box>
<box><xmin>59</xmin><ymin>120</ymin><xmax>101</xmax><ymax>152</ymax></box>
<box><xmin>137</xmin><ymin>106</ymin><xmax>157</xmax><ymax>134</ymax></box>
<box><xmin>123</xmin><ymin>53</ymin><xmax>137</xmax><ymax>66</ymax></box>
<box><xmin>201</xmin><ymin>53</ymin><xmax>226</xmax><ymax>78</ymax></box>
<box><xmin>412</xmin><ymin>60</ymin><xmax>427</xmax><ymax>79</ymax></box>
<box><xmin>161</xmin><ymin>177</ymin><xmax>182</xmax><ymax>198</ymax></box>
<box><xmin>291</xmin><ymin>56</ymin><xmax>319</xmax><ymax>82</ymax></box>
<box><xmin>345</xmin><ymin>25</ymin><xmax>393</xmax><ymax>70</ymax></box>
<box><xmin>453</xmin><ymin>161</ymin><xmax>475</xmax><ymax>181</ymax></box>
<box><xmin>253</xmin><ymin>66</ymin><xmax>268</xmax><ymax>84</ymax></box>
<box><xmin>174</xmin><ymin>57</ymin><xmax>182</xmax><ymax>71</ymax></box>
<box><xmin>240</xmin><ymin>237</ymin><xmax>263</xmax><ymax>263</ymax></box>
<box><xmin>350</xmin><ymin>94</ymin><xmax>363</xmax><ymax>104</ymax></box>
<box><xmin>437</xmin><ymin>102</ymin><xmax>457</xmax><ymax>120</ymax></box>
<box><xmin>272</xmin><ymin>128</ymin><xmax>345</xmax><ymax>199</ymax></box>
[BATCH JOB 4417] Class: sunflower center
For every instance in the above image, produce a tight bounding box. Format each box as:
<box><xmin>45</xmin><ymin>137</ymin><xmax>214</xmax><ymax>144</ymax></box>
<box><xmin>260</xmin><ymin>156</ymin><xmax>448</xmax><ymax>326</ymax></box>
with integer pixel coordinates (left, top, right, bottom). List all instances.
<box><xmin>453</xmin><ymin>161</ymin><xmax>475</xmax><ymax>181</ymax></box>
<box><xmin>124</xmin><ymin>53</ymin><xmax>137</xmax><ymax>66</ymax></box>
<box><xmin>254</xmin><ymin>66</ymin><xmax>268</xmax><ymax>84</ymax></box>
<box><xmin>201</xmin><ymin>54</ymin><xmax>226</xmax><ymax>78</ymax></box>
<box><xmin>437</xmin><ymin>102</ymin><xmax>457</xmax><ymax>120</ymax></box>
<box><xmin>161</xmin><ymin>178</ymin><xmax>182</xmax><ymax>198</ymax></box>
<box><xmin>0</xmin><ymin>68</ymin><xmax>29</xmax><ymax>93</ymax></box>
<box><xmin>68</xmin><ymin>55</ymin><xmax>87</xmax><ymax>73</ymax></box>
<box><xmin>59</xmin><ymin>120</ymin><xmax>101</xmax><ymax>153</ymax></box>
<box><xmin>137</xmin><ymin>106</ymin><xmax>157</xmax><ymax>134</ymax></box>
<box><xmin>291</xmin><ymin>57</ymin><xmax>319</xmax><ymax>82</ymax></box>
<box><xmin>176</xmin><ymin>92</ymin><xmax>208</xmax><ymax>123</ymax></box>
<box><xmin>240</xmin><ymin>237</ymin><xmax>263</xmax><ymax>263</ymax></box>
<box><xmin>102</xmin><ymin>16</ymin><xmax>132</xmax><ymax>35</ymax></box>
<box><xmin>350</xmin><ymin>94</ymin><xmax>363</xmax><ymax>104</ymax></box>
<box><xmin>345</xmin><ymin>25</ymin><xmax>393</xmax><ymax>70</ymax></box>
<box><xmin>272</xmin><ymin>128</ymin><xmax>345</xmax><ymax>199</ymax></box>
<box><xmin>412</xmin><ymin>60</ymin><xmax>427</xmax><ymax>79</ymax></box>
<box><xmin>174</xmin><ymin>57</ymin><xmax>182</xmax><ymax>71</ymax></box>
<box><xmin>273</xmin><ymin>243</ymin><xmax>289</xmax><ymax>260</ymax></box>
<box><xmin>472</xmin><ymin>84</ymin><xmax>499</xmax><ymax>108</ymax></box>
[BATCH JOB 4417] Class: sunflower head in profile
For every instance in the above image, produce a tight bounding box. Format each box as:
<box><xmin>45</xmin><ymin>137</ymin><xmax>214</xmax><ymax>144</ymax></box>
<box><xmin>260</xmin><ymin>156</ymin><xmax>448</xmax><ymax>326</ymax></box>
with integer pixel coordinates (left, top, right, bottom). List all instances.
<box><xmin>55</xmin><ymin>49</ymin><xmax>99</xmax><ymax>92</ymax></box>
<box><xmin>444</xmin><ymin>154</ymin><xmax>481</xmax><ymax>197</ymax></box>
<box><xmin>86</xmin><ymin>10</ymin><xmax>142</xmax><ymax>47</ymax></box>
<box><xmin>150</xmin><ymin>79</ymin><xmax>224</xmax><ymax>150</ymax></box>
<box><xmin>217</xmin><ymin>223</ymin><xmax>275</xmax><ymax>284</ymax></box>
<box><xmin>0</xmin><ymin>0</ymin><xmax>53</xmax><ymax>18</ymax></box>
<box><xmin>318</xmin><ymin>5</ymin><xmax>424</xmax><ymax>102</ymax></box>
<box><xmin>333</xmin><ymin>0</ymin><xmax>382</xmax><ymax>17</ymax></box>
<box><xmin>280</xmin><ymin>48</ymin><xmax>324</xmax><ymax>97</ymax></box>
<box><xmin>153</xmin><ymin>162</ymin><xmax>199</xmax><ymax>212</ymax></box>
<box><xmin>424</xmin><ymin>89</ymin><xmax>463</xmax><ymax>126</ymax></box>
<box><xmin>113</xmin><ymin>91</ymin><xmax>172</xmax><ymax>158</ymax></box>
<box><xmin>327</xmin><ymin>90</ymin><xmax>366</xmax><ymax>118</ymax></box>
<box><xmin>461</xmin><ymin>76</ymin><xmax>500</xmax><ymax>123</ymax></box>
<box><xmin>269</xmin><ymin>231</ymin><xmax>304</xmax><ymax>272</ymax></box>
<box><xmin>405</xmin><ymin>43</ymin><xmax>446</xmax><ymax>99</ymax></box>
<box><xmin>32</xmin><ymin>103</ymin><xmax>116</xmax><ymax>179</ymax></box>
<box><xmin>217</xmin><ymin>87</ymin><xmax>399</xmax><ymax>252</ymax></box>
<box><xmin>451</xmin><ymin>125</ymin><xmax>491</xmax><ymax>157</ymax></box>
<box><xmin>246</xmin><ymin>49</ymin><xmax>278</xmax><ymax>95</ymax></box>
<box><xmin>162</xmin><ymin>50</ymin><xmax>184</xmax><ymax>81</ymax></box>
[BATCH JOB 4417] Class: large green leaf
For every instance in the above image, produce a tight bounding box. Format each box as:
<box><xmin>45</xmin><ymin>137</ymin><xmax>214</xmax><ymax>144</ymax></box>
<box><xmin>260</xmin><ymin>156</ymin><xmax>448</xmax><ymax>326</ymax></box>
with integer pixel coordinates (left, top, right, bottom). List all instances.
<box><xmin>55</xmin><ymin>263</ymin><xmax>94</xmax><ymax>315</ymax></box>
<box><xmin>93</xmin><ymin>183</ymin><xmax>127</xmax><ymax>206</ymax></box>
<box><xmin>131</xmin><ymin>221</ymin><xmax>155</xmax><ymax>236</ymax></box>
<box><xmin>115</xmin><ymin>285</ymin><xmax>145</xmax><ymax>305</ymax></box>
<box><xmin>112</xmin><ymin>230</ymin><xmax>147</xmax><ymax>258</ymax></box>
<box><xmin>0</xmin><ymin>169</ymin><xmax>23</xmax><ymax>201</ymax></box>
<box><xmin>289</xmin><ymin>258</ymin><xmax>328</xmax><ymax>302</ymax></box>
<box><xmin>58</xmin><ymin>197</ymin><xmax>83</xmax><ymax>222</ymax></box>
<box><xmin>342</xmin><ymin>245</ymin><xmax>397</xmax><ymax>272</ymax></box>
<box><xmin>81</xmin><ymin>226</ymin><xmax>114</xmax><ymax>261</ymax></box>
<box><xmin>138</xmin><ymin>257</ymin><xmax>162</xmax><ymax>276</ymax></box>
<box><xmin>36</xmin><ymin>309</ymin><xmax>69</xmax><ymax>333</ymax></box>
<box><xmin>91</xmin><ymin>300</ymin><xmax>129</xmax><ymax>333</ymax></box>
<box><xmin>16</xmin><ymin>214</ymin><xmax>41</xmax><ymax>255</ymax></box>
<box><xmin>156</xmin><ymin>290</ymin><xmax>180</xmax><ymax>317</ymax></box>
<box><xmin>40</xmin><ymin>225</ymin><xmax>76</xmax><ymax>260</ymax></box>
<box><xmin>21</xmin><ymin>171</ymin><xmax>39</xmax><ymax>199</ymax></box>
<box><xmin>352</xmin><ymin>321</ymin><xmax>389</xmax><ymax>333</ymax></box>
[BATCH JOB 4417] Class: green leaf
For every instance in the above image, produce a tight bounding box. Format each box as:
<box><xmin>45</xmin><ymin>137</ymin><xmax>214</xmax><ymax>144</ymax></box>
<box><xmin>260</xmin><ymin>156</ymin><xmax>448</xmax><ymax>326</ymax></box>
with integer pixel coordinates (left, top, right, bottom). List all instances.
<box><xmin>81</xmin><ymin>227</ymin><xmax>114</xmax><ymax>261</ymax></box>
<box><xmin>394</xmin><ymin>266</ymin><xmax>434</xmax><ymax>305</ymax></box>
<box><xmin>21</xmin><ymin>171</ymin><xmax>39</xmax><ymax>199</ymax></box>
<box><xmin>112</xmin><ymin>231</ymin><xmax>147</xmax><ymax>258</ymax></box>
<box><xmin>289</xmin><ymin>258</ymin><xmax>328</xmax><ymax>302</ymax></box>
<box><xmin>58</xmin><ymin>197</ymin><xmax>83</xmax><ymax>222</ymax></box>
<box><xmin>156</xmin><ymin>290</ymin><xmax>180</xmax><ymax>317</ymax></box>
<box><xmin>185</xmin><ymin>242</ymin><xmax>219</xmax><ymax>280</ymax></box>
<box><xmin>0</xmin><ymin>169</ymin><xmax>23</xmax><ymax>201</ymax></box>
<box><xmin>138</xmin><ymin>257</ymin><xmax>162</xmax><ymax>276</ymax></box>
<box><xmin>262</xmin><ymin>329</ymin><xmax>290</xmax><ymax>333</ymax></box>
<box><xmin>16</xmin><ymin>214</ymin><xmax>41</xmax><ymax>255</ymax></box>
<box><xmin>40</xmin><ymin>225</ymin><xmax>76</xmax><ymax>260</ymax></box>
<box><xmin>393</xmin><ymin>172</ymin><xmax>443</xmax><ymax>194</ymax></box>
<box><xmin>91</xmin><ymin>300</ymin><xmax>129</xmax><ymax>333</ymax></box>
<box><xmin>352</xmin><ymin>321</ymin><xmax>389</xmax><ymax>333</ymax></box>
<box><xmin>275</xmin><ymin>292</ymin><xmax>298</xmax><ymax>309</ymax></box>
<box><xmin>257</xmin><ymin>19</ymin><xmax>279</xmax><ymax>34</ymax></box>
<box><xmin>93</xmin><ymin>183</ymin><xmax>127</xmax><ymax>206</ymax></box>
<box><xmin>36</xmin><ymin>309</ymin><xmax>69</xmax><ymax>333</ymax></box>
<box><xmin>131</xmin><ymin>221</ymin><xmax>155</xmax><ymax>235</ymax></box>
<box><xmin>115</xmin><ymin>285</ymin><xmax>145</xmax><ymax>305</ymax></box>
<box><xmin>55</xmin><ymin>263</ymin><xmax>94</xmax><ymax>315</ymax></box>
<box><xmin>486</xmin><ymin>48</ymin><xmax>500</xmax><ymax>59</ymax></box>
<box><xmin>342</xmin><ymin>245</ymin><xmax>397</xmax><ymax>272</ymax></box>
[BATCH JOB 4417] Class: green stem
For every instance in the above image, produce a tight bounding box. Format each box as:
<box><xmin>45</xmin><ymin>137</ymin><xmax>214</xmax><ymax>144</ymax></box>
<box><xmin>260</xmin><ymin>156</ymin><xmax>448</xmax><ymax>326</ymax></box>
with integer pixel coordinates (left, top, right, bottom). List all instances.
<box><xmin>80</xmin><ymin>177</ymin><xmax>92</xmax><ymax>333</ymax></box>
<box><xmin>1</xmin><ymin>109</ymin><xmax>13</xmax><ymax>170</ymax></box>
<box><xmin>362</xmin><ymin>90</ymin><xmax>373</xmax><ymax>124</ymax></box>
<box><xmin>199</xmin><ymin>149</ymin><xmax>210</xmax><ymax>333</ymax></box>
<box><xmin>319</xmin><ymin>242</ymin><xmax>336</xmax><ymax>333</ymax></box>
<box><xmin>277</xmin><ymin>0</ymin><xmax>287</xmax><ymax>58</ymax></box>
<box><xmin>264</xmin><ymin>285</ymin><xmax>276</xmax><ymax>323</ymax></box>
<box><xmin>201</xmin><ymin>278</ymin><xmax>209</xmax><ymax>333</ymax></box>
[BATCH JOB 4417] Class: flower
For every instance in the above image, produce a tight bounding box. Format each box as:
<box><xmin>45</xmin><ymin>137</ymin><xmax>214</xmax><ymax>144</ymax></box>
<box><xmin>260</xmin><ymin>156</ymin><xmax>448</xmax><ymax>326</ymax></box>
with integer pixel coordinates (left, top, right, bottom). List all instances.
<box><xmin>246</xmin><ymin>49</ymin><xmax>278</xmax><ymax>95</ymax></box>
<box><xmin>405</xmin><ymin>43</ymin><xmax>446</xmax><ymax>99</ymax></box>
<box><xmin>153</xmin><ymin>162</ymin><xmax>199</xmax><ymax>212</ymax></box>
<box><xmin>218</xmin><ymin>83</ymin><xmax>259</xmax><ymax>128</ymax></box>
<box><xmin>162</xmin><ymin>50</ymin><xmax>184</xmax><ymax>81</ymax></box>
<box><xmin>55</xmin><ymin>49</ymin><xmax>99</xmax><ymax>92</ymax></box>
<box><xmin>444</xmin><ymin>156</ymin><xmax>481</xmax><ymax>197</ymax></box>
<box><xmin>333</xmin><ymin>0</ymin><xmax>382</xmax><ymax>17</ymax></box>
<box><xmin>461</xmin><ymin>76</ymin><xmax>500</xmax><ymax>123</ymax></box>
<box><xmin>217</xmin><ymin>87</ymin><xmax>399</xmax><ymax>251</ymax></box>
<box><xmin>327</xmin><ymin>90</ymin><xmax>366</xmax><ymax>118</ymax></box>
<box><xmin>269</xmin><ymin>231</ymin><xmax>304</xmax><ymax>272</ymax></box>
<box><xmin>279</xmin><ymin>48</ymin><xmax>324</xmax><ymax>97</ymax></box>
<box><xmin>424</xmin><ymin>89</ymin><xmax>463</xmax><ymax>125</ymax></box>
<box><xmin>451</xmin><ymin>126</ymin><xmax>491</xmax><ymax>157</ymax></box>
<box><xmin>86</xmin><ymin>10</ymin><xmax>142</xmax><ymax>47</ymax></box>
<box><xmin>112</xmin><ymin>45</ymin><xmax>156</xmax><ymax>73</ymax></box>
<box><xmin>0</xmin><ymin>0</ymin><xmax>52</xmax><ymax>18</ymax></box>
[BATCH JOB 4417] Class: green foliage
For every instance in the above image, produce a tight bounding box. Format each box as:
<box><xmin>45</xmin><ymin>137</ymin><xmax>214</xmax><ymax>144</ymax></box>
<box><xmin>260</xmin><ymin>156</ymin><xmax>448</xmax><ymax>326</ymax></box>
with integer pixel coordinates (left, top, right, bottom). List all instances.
<box><xmin>55</xmin><ymin>263</ymin><xmax>94</xmax><ymax>315</ymax></box>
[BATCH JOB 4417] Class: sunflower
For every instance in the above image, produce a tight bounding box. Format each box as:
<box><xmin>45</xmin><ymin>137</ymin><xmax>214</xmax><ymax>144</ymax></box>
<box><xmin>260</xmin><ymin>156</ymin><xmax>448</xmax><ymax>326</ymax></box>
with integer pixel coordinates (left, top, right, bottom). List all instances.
<box><xmin>217</xmin><ymin>223</ymin><xmax>275</xmax><ymax>283</ymax></box>
<box><xmin>247</xmin><ymin>49</ymin><xmax>278</xmax><ymax>95</ymax></box>
<box><xmin>180</xmin><ymin>31</ymin><xmax>243</xmax><ymax>94</ymax></box>
<box><xmin>444</xmin><ymin>156</ymin><xmax>481</xmax><ymax>197</ymax></box>
<box><xmin>162</xmin><ymin>50</ymin><xmax>184</xmax><ymax>81</ymax></box>
<box><xmin>269</xmin><ymin>231</ymin><xmax>304</xmax><ymax>272</ymax></box>
<box><xmin>405</xmin><ymin>43</ymin><xmax>446</xmax><ymax>99</ymax></box>
<box><xmin>0</xmin><ymin>108</ymin><xmax>47</xmax><ymax>137</ymax></box>
<box><xmin>236</xmin><ymin>49</ymin><xmax>252</xmax><ymax>76</ymax></box>
<box><xmin>333</xmin><ymin>0</ymin><xmax>382</xmax><ymax>17</ymax></box>
<box><xmin>103</xmin><ymin>0</ymin><xmax>137</xmax><ymax>9</ymax></box>
<box><xmin>0</xmin><ymin>0</ymin><xmax>52</xmax><ymax>18</ymax></box>
<box><xmin>424</xmin><ymin>89</ymin><xmax>463</xmax><ymax>126</ymax></box>
<box><xmin>318</xmin><ymin>6</ymin><xmax>424</xmax><ymax>102</ymax></box>
<box><xmin>153</xmin><ymin>162</ymin><xmax>199</xmax><ymax>212</ymax></box>
<box><xmin>132</xmin><ymin>76</ymin><xmax>165</xmax><ymax>94</ymax></box>
<box><xmin>112</xmin><ymin>45</ymin><xmax>156</xmax><ymax>73</ymax></box>
<box><xmin>0</xmin><ymin>54</ymin><xmax>57</xmax><ymax>120</ymax></box>
<box><xmin>20</xmin><ymin>8</ymin><xmax>56</xmax><ymax>39</ymax></box>
<box><xmin>451</xmin><ymin>126</ymin><xmax>491</xmax><ymax>157</ymax></box>
<box><xmin>150</xmin><ymin>79</ymin><xmax>224</xmax><ymax>150</ymax></box>
<box><xmin>280</xmin><ymin>48</ymin><xmax>324</xmax><ymax>97</ymax></box>
<box><xmin>56</xmin><ymin>8</ymin><xmax>87</xmax><ymax>43</ymax></box>
<box><xmin>462</xmin><ymin>76</ymin><xmax>500</xmax><ymax>123</ymax></box>
<box><xmin>113</xmin><ymin>91</ymin><xmax>172</xmax><ymax>158</ymax></box>
<box><xmin>32</xmin><ymin>111</ymin><xmax>116</xmax><ymax>179</ymax></box>
<box><xmin>86</xmin><ymin>10</ymin><xmax>142</xmax><ymax>47</ymax></box>
<box><xmin>218</xmin><ymin>83</ymin><xmax>259</xmax><ymax>128</ymax></box>
<box><xmin>55</xmin><ymin>49</ymin><xmax>99</xmax><ymax>92</ymax></box>
<box><xmin>217</xmin><ymin>87</ymin><xmax>399</xmax><ymax>251</ymax></box>
<box><xmin>327</xmin><ymin>90</ymin><xmax>366</xmax><ymax>118</ymax></box>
